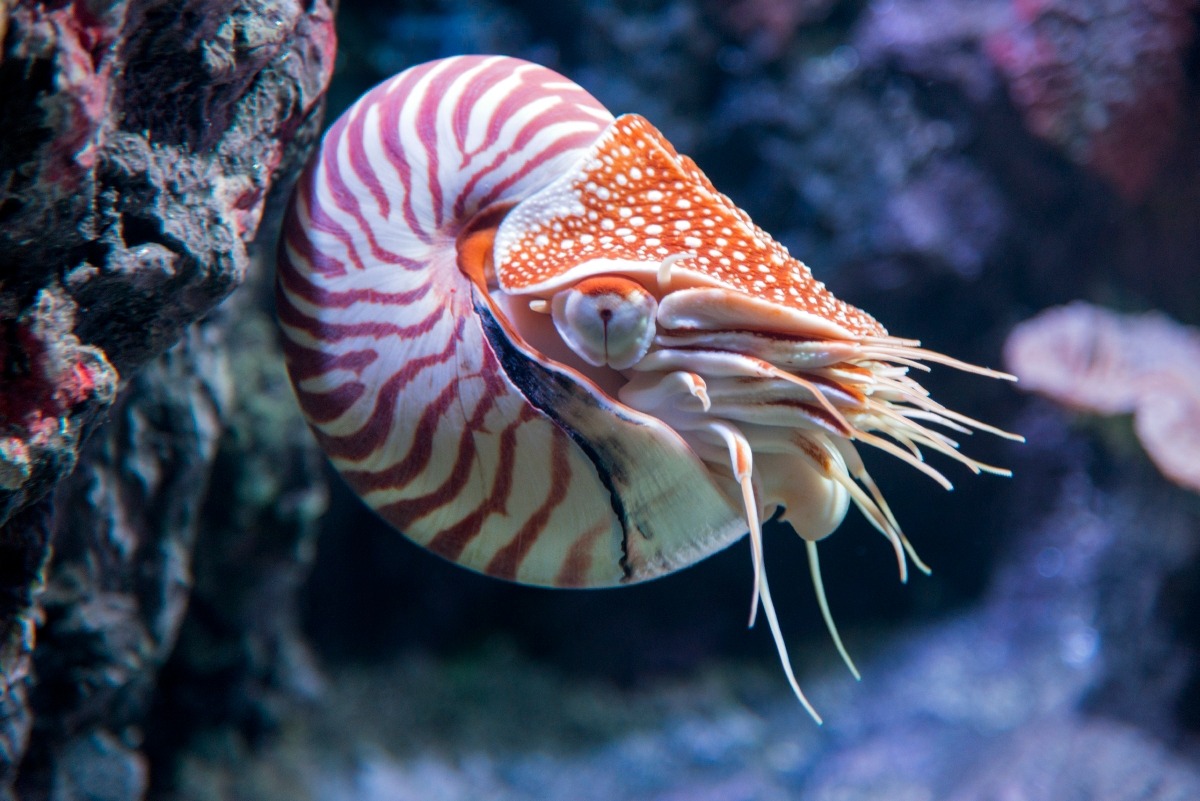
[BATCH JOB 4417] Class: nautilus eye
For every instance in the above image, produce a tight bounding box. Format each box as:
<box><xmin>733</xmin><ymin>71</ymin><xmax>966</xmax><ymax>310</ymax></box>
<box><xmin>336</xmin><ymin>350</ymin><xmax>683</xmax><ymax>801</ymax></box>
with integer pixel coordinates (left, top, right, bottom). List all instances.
<box><xmin>549</xmin><ymin>277</ymin><xmax>658</xmax><ymax>370</ymax></box>
<box><xmin>277</xmin><ymin>55</ymin><xmax>1020</xmax><ymax>722</ymax></box>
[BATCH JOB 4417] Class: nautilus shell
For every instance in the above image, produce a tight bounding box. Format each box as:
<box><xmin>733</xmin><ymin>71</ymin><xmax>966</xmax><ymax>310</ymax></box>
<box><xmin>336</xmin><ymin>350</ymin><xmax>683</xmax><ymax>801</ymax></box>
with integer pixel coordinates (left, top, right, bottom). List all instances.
<box><xmin>277</xmin><ymin>55</ymin><xmax>1017</xmax><ymax>720</ymax></box>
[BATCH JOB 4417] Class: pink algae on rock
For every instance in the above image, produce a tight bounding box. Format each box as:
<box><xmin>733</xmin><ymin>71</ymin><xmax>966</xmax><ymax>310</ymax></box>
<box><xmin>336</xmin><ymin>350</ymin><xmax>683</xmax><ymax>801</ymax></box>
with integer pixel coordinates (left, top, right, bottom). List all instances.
<box><xmin>0</xmin><ymin>289</ymin><xmax>117</xmax><ymax>505</ymax></box>
<box><xmin>1004</xmin><ymin>302</ymin><xmax>1200</xmax><ymax>493</ymax></box>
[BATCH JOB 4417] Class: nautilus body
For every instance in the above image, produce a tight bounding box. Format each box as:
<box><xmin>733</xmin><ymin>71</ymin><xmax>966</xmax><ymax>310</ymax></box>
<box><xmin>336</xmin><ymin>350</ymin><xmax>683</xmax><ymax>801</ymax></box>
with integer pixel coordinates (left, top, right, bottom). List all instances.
<box><xmin>277</xmin><ymin>56</ymin><xmax>1017</xmax><ymax>720</ymax></box>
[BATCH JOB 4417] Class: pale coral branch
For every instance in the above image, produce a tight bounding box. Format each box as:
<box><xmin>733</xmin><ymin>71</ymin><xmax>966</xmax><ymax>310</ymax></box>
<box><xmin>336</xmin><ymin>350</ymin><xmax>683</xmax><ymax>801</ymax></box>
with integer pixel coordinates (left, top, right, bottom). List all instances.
<box><xmin>1004</xmin><ymin>302</ymin><xmax>1200</xmax><ymax>493</ymax></box>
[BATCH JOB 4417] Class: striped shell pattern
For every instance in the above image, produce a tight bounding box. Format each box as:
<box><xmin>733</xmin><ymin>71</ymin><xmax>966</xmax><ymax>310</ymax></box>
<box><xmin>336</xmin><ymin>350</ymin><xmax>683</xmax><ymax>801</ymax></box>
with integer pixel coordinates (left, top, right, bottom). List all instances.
<box><xmin>277</xmin><ymin>56</ymin><xmax>1016</xmax><ymax>719</ymax></box>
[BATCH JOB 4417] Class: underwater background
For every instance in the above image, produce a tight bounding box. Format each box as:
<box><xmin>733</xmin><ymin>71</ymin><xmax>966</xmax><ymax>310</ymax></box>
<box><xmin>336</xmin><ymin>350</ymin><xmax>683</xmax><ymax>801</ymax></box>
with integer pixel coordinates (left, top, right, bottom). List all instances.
<box><xmin>1</xmin><ymin>0</ymin><xmax>1198</xmax><ymax>799</ymax></box>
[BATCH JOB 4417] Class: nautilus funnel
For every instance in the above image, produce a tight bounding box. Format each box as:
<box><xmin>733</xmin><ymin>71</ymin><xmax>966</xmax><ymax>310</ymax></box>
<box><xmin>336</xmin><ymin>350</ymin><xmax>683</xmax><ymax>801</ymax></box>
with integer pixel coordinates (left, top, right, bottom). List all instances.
<box><xmin>276</xmin><ymin>55</ymin><xmax>1018</xmax><ymax>720</ymax></box>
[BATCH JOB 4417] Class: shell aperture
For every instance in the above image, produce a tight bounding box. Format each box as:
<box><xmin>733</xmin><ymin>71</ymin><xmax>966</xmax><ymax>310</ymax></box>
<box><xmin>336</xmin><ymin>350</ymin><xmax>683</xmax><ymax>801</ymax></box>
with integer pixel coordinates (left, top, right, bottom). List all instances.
<box><xmin>278</xmin><ymin>55</ymin><xmax>1019</xmax><ymax>721</ymax></box>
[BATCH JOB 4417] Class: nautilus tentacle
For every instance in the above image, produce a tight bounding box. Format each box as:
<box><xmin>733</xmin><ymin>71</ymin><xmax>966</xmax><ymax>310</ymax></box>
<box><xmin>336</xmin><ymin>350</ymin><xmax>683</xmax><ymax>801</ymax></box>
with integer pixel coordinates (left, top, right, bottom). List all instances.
<box><xmin>278</xmin><ymin>55</ymin><xmax>1018</xmax><ymax>721</ymax></box>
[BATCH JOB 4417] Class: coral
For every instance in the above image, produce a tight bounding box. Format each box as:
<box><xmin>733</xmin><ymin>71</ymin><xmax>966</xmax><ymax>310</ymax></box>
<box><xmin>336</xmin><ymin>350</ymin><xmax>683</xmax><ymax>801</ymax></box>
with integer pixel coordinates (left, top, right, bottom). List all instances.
<box><xmin>983</xmin><ymin>0</ymin><xmax>1196</xmax><ymax>199</ymax></box>
<box><xmin>1134</xmin><ymin>391</ymin><xmax>1200</xmax><ymax>499</ymax></box>
<box><xmin>1</xmin><ymin>0</ymin><xmax>335</xmax><ymax>523</ymax></box>
<box><xmin>1004</xmin><ymin>302</ymin><xmax>1200</xmax><ymax>492</ymax></box>
<box><xmin>0</xmin><ymin>0</ymin><xmax>335</xmax><ymax>794</ymax></box>
<box><xmin>856</xmin><ymin>0</ymin><xmax>1198</xmax><ymax>197</ymax></box>
<box><xmin>20</xmin><ymin>323</ymin><xmax>233</xmax><ymax>797</ymax></box>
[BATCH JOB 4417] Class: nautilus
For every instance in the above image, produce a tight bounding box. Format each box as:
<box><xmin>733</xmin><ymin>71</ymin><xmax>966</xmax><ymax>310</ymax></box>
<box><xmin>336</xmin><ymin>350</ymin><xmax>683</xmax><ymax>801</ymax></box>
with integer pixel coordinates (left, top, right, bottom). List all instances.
<box><xmin>277</xmin><ymin>55</ymin><xmax>1017</xmax><ymax>720</ymax></box>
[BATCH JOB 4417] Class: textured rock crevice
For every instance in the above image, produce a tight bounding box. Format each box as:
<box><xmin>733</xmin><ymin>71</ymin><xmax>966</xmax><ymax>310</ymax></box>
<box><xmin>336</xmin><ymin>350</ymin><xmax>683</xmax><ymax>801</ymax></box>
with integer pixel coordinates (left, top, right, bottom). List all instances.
<box><xmin>0</xmin><ymin>0</ymin><xmax>335</xmax><ymax>796</ymax></box>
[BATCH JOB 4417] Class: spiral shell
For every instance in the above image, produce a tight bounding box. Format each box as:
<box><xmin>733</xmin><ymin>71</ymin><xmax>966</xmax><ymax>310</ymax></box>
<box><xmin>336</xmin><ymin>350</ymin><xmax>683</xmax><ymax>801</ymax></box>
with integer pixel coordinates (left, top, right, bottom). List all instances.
<box><xmin>277</xmin><ymin>56</ymin><xmax>1017</xmax><ymax>719</ymax></box>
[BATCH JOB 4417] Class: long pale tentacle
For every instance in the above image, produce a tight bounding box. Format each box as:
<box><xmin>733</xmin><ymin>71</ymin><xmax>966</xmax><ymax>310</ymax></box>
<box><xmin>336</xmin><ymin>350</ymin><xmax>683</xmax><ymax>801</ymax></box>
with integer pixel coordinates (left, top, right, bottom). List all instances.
<box><xmin>705</xmin><ymin>421</ymin><xmax>765</xmax><ymax>626</ymax></box>
<box><xmin>807</xmin><ymin>540</ymin><xmax>860</xmax><ymax>680</ymax></box>
<box><xmin>758</xmin><ymin>559</ymin><xmax>823</xmax><ymax>724</ymax></box>
<box><xmin>706</xmin><ymin>419</ymin><xmax>829</xmax><ymax>723</ymax></box>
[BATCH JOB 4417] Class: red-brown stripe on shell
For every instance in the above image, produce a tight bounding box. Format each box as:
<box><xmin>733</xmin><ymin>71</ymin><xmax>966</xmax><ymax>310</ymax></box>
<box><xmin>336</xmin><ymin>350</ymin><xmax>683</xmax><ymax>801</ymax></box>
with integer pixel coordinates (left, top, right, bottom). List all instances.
<box><xmin>278</xmin><ymin>55</ymin><xmax>1019</xmax><ymax>722</ymax></box>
